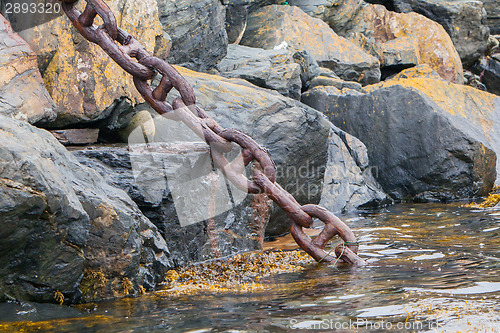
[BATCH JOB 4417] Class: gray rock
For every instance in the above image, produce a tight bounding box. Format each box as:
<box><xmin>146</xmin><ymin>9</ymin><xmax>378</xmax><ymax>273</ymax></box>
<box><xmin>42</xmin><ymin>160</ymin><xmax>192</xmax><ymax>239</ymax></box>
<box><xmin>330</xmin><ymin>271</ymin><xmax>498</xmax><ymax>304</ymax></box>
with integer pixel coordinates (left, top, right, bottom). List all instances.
<box><xmin>162</xmin><ymin>67</ymin><xmax>388</xmax><ymax>234</ymax></box>
<box><xmin>217</xmin><ymin>44</ymin><xmax>302</xmax><ymax>99</ymax></box>
<box><xmin>162</xmin><ymin>67</ymin><xmax>331</xmax><ymax>236</ymax></box>
<box><xmin>240</xmin><ymin>5</ymin><xmax>381</xmax><ymax>85</ymax></box>
<box><xmin>73</xmin><ymin>143</ymin><xmax>272</xmax><ymax>266</ymax></box>
<box><xmin>309</xmin><ymin>76</ymin><xmax>363</xmax><ymax>91</ymax></box>
<box><xmin>287</xmin><ymin>0</ymin><xmax>364</xmax><ymax>32</ymax></box>
<box><xmin>482</xmin><ymin>0</ymin><xmax>500</xmax><ymax>34</ymax></box>
<box><xmin>0</xmin><ymin>15</ymin><xmax>56</xmax><ymax>125</ymax></box>
<box><xmin>393</xmin><ymin>0</ymin><xmax>490</xmax><ymax>67</ymax></box>
<box><xmin>302</xmin><ymin>84</ymin><xmax>497</xmax><ymax>201</ymax></box>
<box><xmin>157</xmin><ymin>0</ymin><xmax>228</xmax><ymax>71</ymax></box>
<box><xmin>0</xmin><ymin>115</ymin><xmax>172</xmax><ymax>304</ymax></box>
<box><xmin>320</xmin><ymin>126</ymin><xmax>392</xmax><ymax>214</ymax></box>
<box><xmin>473</xmin><ymin>56</ymin><xmax>500</xmax><ymax>95</ymax></box>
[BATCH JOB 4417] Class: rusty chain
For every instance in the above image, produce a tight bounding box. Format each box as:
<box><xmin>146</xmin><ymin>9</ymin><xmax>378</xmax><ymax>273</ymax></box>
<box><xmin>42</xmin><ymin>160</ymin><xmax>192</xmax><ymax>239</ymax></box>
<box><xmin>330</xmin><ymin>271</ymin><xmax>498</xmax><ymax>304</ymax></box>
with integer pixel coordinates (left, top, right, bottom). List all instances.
<box><xmin>58</xmin><ymin>0</ymin><xmax>365</xmax><ymax>266</ymax></box>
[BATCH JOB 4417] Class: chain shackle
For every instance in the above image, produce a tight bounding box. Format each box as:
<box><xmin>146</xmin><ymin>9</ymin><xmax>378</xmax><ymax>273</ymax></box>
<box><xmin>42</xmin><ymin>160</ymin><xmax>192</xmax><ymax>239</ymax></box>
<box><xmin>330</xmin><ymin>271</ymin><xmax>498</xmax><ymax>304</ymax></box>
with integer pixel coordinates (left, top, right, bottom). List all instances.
<box><xmin>290</xmin><ymin>204</ymin><xmax>364</xmax><ymax>265</ymax></box>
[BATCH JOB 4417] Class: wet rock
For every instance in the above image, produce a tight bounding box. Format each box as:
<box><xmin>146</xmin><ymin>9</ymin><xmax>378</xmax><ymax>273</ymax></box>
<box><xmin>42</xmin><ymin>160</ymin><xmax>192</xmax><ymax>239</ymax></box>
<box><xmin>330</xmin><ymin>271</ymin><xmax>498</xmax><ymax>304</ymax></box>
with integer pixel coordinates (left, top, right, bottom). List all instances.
<box><xmin>50</xmin><ymin>129</ymin><xmax>99</xmax><ymax>146</ymax></box>
<box><xmin>482</xmin><ymin>0</ymin><xmax>500</xmax><ymax>34</ymax></box>
<box><xmin>287</xmin><ymin>0</ymin><xmax>364</xmax><ymax>33</ymax></box>
<box><xmin>240</xmin><ymin>5</ymin><xmax>381</xmax><ymax>85</ymax></box>
<box><xmin>343</xmin><ymin>4</ymin><xmax>464</xmax><ymax>84</ymax></box>
<box><xmin>0</xmin><ymin>15</ymin><xmax>56</xmax><ymax>125</ymax></box>
<box><xmin>157</xmin><ymin>0</ymin><xmax>228</xmax><ymax>71</ymax></box>
<box><xmin>217</xmin><ymin>44</ymin><xmax>302</xmax><ymax>99</ymax></box>
<box><xmin>0</xmin><ymin>115</ymin><xmax>172</xmax><ymax>304</ymax></box>
<box><xmin>473</xmin><ymin>56</ymin><xmax>500</xmax><ymax>96</ymax></box>
<box><xmin>302</xmin><ymin>77</ymin><xmax>499</xmax><ymax>201</ymax></box>
<box><xmin>18</xmin><ymin>0</ymin><xmax>165</xmax><ymax>128</ymax></box>
<box><xmin>393</xmin><ymin>0</ymin><xmax>490</xmax><ymax>67</ymax></box>
<box><xmin>73</xmin><ymin>143</ymin><xmax>272</xmax><ymax>266</ymax></box>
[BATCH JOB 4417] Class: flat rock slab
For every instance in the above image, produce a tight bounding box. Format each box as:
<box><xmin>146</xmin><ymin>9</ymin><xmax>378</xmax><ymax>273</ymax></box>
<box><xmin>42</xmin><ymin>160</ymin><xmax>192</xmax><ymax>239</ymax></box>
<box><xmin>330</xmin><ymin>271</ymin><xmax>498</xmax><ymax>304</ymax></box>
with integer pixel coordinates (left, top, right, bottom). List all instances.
<box><xmin>50</xmin><ymin>129</ymin><xmax>99</xmax><ymax>146</ymax></box>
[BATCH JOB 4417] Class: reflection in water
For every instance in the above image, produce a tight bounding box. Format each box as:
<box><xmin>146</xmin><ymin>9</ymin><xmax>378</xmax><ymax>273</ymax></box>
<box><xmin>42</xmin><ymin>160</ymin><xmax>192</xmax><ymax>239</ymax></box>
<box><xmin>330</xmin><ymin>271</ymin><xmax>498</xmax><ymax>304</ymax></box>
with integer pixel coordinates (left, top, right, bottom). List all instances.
<box><xmin>1</xmin><ymin>203</ymin><xmax>499</xmax><ymax>332</ymax></box>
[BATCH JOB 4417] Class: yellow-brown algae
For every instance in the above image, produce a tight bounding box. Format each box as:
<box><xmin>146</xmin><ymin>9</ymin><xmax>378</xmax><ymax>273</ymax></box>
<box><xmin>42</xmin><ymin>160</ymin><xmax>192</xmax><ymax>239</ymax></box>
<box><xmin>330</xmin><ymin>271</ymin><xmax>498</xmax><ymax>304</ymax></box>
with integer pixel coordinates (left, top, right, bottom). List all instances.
<box><xmin>156</xmin><ymin>250</ymin><xmax>314</xmax><ymax>296</ymax></box>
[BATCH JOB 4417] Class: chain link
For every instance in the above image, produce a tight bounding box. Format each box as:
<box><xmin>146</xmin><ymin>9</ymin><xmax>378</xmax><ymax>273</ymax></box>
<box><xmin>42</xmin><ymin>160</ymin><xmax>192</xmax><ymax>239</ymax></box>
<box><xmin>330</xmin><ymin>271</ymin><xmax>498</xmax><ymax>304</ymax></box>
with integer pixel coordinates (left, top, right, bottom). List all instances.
<box><xmin>58</xmin><ymin>0</ymin><xmax>364</xmax><ymax>265</ymax></box>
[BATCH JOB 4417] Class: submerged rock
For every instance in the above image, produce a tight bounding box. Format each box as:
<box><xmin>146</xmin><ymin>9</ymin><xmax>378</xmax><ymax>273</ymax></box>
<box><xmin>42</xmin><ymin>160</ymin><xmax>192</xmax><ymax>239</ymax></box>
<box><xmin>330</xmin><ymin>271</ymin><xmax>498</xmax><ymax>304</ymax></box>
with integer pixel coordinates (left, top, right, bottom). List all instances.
<box><xmin>302</xmin><ymin>75</ymin><xmax>498</xmax><ymax>201</ymax></box>
<box><xmin>0</xmin><ymin>115</ymin><xmax>172</xmax><ymax>304</ymax></box>
<box><xmin>157</xmin><ymin>0</ymin><xmax>228</xmax><ymax>71</ymax></box>
<box><xmin>240</xmin><ymin>5</ymin><xmax>381</xmax><ymax>85</ymax></box>
<box><xmin>0</xmin><ymin>15</ymin><xmax>56</xmax><ymax>125</ymax></box>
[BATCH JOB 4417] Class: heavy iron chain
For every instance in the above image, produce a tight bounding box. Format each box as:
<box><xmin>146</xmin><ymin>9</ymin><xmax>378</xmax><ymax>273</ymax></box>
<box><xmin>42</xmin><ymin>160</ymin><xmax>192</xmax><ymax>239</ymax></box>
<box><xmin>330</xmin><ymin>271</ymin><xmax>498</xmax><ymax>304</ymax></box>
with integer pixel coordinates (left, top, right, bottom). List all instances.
<box><xmin>58</xmin><ymin>0</ymin><xmax>365</xmax><ymax>265</ymax></box>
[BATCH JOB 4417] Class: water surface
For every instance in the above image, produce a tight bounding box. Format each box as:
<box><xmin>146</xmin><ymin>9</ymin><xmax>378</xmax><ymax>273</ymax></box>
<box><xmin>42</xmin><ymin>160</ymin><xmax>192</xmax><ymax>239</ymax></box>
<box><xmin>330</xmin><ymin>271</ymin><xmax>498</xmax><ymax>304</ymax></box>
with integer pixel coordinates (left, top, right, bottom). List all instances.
<box><xmin>1</xmin><ymin>203</ymin><xmax>499</xmax><ymax>332</ymax></box>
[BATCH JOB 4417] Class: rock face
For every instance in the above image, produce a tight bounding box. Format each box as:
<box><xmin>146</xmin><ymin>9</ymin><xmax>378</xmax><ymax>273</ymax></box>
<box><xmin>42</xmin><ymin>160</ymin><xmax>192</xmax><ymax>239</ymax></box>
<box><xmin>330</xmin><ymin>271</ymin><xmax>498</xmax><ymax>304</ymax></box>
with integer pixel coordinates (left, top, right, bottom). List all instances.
<box><xmin>73</xmin><ymin>143</ymin><xmax>272</xmax><ymax>266</ymax></box>
<box><xmin>162</xmin><ymin>66</ymin><xmax>388</xmax><ymax>234</ymax></box>
<box><xmin>0</xmin><ymin>15</ymin><xmax>56</xmax><ymax>125</ymax></box>
<box><xmin>473</xmin><ymin>56</ymin><xmax>500</xmax><ymax>96</ymax></box>
<box><xmin>302</xmin><ymin>77</ymin><xmax>499</xmax><ymax>201</ymax></box>
<box><xmin>157</xmin><ymin>0</ymin><xmax>228</xmax><ymax>71</ymax></box>
<box><xmin>217</xmin><ymin>44</ymin><xmax>302</xmax><ymax>99</ymax></box>
<box><xmin>320</xmin><ymin>125</ymin><xmax>392</xmax><ymax>213</ymax></box>
<box><xmin>287</xmin><ymin>0</ymin><xmax>364</xmax><ymax>33</ymax></box>
<box><xmin>343</xmin><ymin>4</ymin><xmax>464</xmax><ymax>84</ymax></box>
<box><xmin>0</xmin><ymin>115</ymin><xmax>172</xmax><ymax>304</ymax></box>
<box><xmin>482</xmin><ymin>0</ymin><xmax>500</xmax><ymax>34</ymax></box>
<box><xmin>393</xmin><ymin>0</ymin><xmax>490</xmax><ymax>67</ymax></box>
<box><xmin>241</xmin><ymin>5</ymin><xmax>381</xmax><ymax>85</ymax></box>
<box><xmin>18</xmin><ymin>0</ymin><xmax>165</xmax><ymax>128</ymax></box>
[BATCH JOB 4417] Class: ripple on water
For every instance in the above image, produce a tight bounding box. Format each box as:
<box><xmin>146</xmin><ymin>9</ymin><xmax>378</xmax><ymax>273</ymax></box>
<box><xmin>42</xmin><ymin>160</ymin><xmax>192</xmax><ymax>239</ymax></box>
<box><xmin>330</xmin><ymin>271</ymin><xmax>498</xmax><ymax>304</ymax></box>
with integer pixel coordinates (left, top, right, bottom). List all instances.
<box><xmin>405</xmin><ymin>281</ymin><xmax>500</xmax><ymax>295</ymax></box>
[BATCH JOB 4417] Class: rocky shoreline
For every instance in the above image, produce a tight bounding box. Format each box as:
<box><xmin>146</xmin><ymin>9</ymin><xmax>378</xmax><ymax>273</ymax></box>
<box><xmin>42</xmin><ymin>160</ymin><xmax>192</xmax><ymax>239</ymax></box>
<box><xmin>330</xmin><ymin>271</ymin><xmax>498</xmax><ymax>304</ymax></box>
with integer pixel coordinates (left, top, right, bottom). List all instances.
<box><xmin>1</xmin><ymin>0</ymin><xmax>499</xmax><ymax>304</ymax></box>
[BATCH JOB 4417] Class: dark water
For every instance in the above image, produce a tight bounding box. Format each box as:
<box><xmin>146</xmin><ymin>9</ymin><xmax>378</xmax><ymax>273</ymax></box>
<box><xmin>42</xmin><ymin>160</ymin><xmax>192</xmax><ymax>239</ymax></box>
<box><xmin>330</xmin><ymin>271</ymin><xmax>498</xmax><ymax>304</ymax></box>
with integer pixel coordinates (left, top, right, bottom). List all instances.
<box><xmin>1</xmin><ymin>203</ymin><xmax>500</xmax><ymax>332</ymax></box>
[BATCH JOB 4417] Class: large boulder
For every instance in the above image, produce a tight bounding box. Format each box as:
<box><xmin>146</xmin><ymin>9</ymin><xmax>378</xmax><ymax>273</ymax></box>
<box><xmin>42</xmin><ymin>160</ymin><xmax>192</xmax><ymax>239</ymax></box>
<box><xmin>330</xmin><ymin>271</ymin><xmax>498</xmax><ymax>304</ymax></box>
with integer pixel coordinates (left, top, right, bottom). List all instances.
<box><xmin>287</xmin><ymin>0</ymin><xmax>364</xmax><ymax>33</ymax></box>
<box><xmin>157</xmin><ymin>0</ymin><xmax>228</xmax><ymax>71</ymax></box>
<box><xmin>393</xmin><ymin>0</ymin><xmax>490</xmax><ymax>67</ymax></box>
<box><xmin>217</xmin><ymin>44</ymin><xmax>302</xmax><ymax>99</ymax></box>
<box><xmin>482</xmin><ymin>0</ymin><xmax>500</xmax><ymax>34</ymax></box>
<box><xmin>73</xmin><ymin>143</ymin><xmax>273</xmax><ymax>266</ymax></box>
<box><xmin>17</xmin><ymin>0</ymin><xmax>166</xmax><ymax>128</ymax></box>
<box><xmin>159</xmin><ymin>67</ymin><xmax>387</xmax><ymax>235</ymax></box>
<box><xmin>240</xmin><ymin>5</ymin><xmax>381</xmax><ymax>85</ymax></box>
<box><xmin>302</xmin><ymin>75</ymin><xmax>499</xmax><ymax>201</ymax></box>
<box><xmin>342</xmin><ymin>4</ymin><xmax>464</xmax><ymax>84</ymax></box>
<box><xmin>0</xmin><ymin>115</ymin><xmax>172</xmax><ymax>304</ymax></box>
<box><xmin>0</xmin><ymin>15</ymin><xmax>56</xmax><ymax>125</ymax></box>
